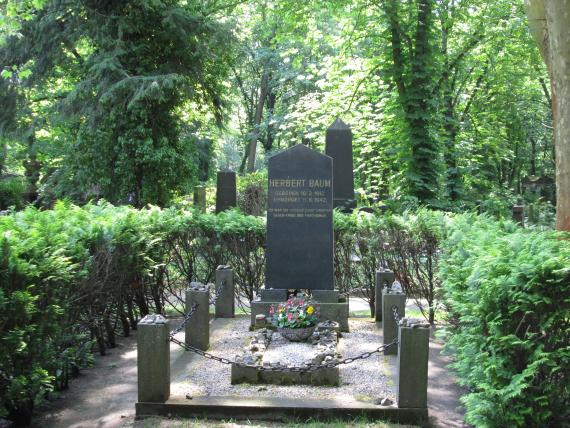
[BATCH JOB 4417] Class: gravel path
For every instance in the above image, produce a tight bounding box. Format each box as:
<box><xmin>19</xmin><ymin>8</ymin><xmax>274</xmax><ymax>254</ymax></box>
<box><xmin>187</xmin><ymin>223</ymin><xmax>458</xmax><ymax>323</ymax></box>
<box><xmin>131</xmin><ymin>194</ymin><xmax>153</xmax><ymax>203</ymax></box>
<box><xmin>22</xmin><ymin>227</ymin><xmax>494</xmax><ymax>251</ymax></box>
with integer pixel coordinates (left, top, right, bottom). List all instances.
<box><xmin>170</xmin><ymin>318</ymin><xmax>396</xmax><ymax>403</ymax></box>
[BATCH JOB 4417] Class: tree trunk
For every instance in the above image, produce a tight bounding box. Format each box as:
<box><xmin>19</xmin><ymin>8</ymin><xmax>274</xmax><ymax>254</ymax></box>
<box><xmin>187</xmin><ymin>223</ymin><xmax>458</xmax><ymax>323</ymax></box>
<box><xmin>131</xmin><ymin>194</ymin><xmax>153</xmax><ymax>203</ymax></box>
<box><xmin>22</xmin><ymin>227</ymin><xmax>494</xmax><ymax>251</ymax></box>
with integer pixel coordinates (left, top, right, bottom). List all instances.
<box><xmin>246</xmin><ymin>72</ymin><xmax>269</xmax><ymax>172</ymax></box>
<box><xmin>526</xmin><ymin>0</ymin><xmax>570</xmax><ymax>231</ymax></box>
<box><xmin>23</xmin><ymin>131</ymin><xmax>41</xmax><ymax>205</ymax></box>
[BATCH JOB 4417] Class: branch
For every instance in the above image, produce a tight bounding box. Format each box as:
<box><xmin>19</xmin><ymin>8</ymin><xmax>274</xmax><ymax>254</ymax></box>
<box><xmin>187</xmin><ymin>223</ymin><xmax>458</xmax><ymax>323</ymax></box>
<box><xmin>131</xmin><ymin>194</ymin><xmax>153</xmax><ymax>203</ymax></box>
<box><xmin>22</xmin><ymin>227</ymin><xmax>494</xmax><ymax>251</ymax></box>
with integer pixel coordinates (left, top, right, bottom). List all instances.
<box><xmin>31</xmin><ymin>93</ymin><xmax>68</xmax><ymax>103</ymax></box>
<box><xmin>539</xmin><ymin>77</ymin><xmax>551</xmax><ymax>105</ymax></box>
<box><xmin>346</xmin><ymin>62</ymin><xmax>383</xmax><ymax>112</ymax></box>
<box><xmin>433</xmin><ymin>27</ymin><xmax>485</xmax><ymax>94</ymax></box>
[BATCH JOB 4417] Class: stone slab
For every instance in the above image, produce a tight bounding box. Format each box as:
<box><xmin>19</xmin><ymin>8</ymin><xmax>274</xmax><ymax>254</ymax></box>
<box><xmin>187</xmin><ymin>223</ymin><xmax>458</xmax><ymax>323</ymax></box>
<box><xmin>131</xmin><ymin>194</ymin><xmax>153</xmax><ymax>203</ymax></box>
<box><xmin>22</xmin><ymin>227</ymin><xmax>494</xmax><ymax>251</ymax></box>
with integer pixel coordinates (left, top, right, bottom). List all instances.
<box><xmin>231</xmin><ymin>364</ymin><xmax>339</xmax><ymax>386</ymax></box>
<box><xmin>214</xmin><ymin>267</ymin><xmax>234</xmax><ymax>318</ymax></box>
<box><xmin>250</xmin><ymin>301</ymin><xmax>349</xmax><ymax>332</ymax></box>
<box><xmin>215</xmin><ymin>171</ymin><xmax>237</xmax><ymax>213</ymax></box>
<box><xmin>311</xmin><ymin>290</ymin><xmax>339</xmax><ymax>303</ymax></box>
<box><xmin>325</xmin><ymin>118</ymin><xmax>355</xmax><ymax>212</ymax></box>
<box><xmin>136</xmin><ymin>396</ymin><xmax>428</xmax><ymax>424</ymax></box>
<box><xmin>259</xmin><ymin>289</ymin><xmax>288</xmax><ymax>302</ymax></box>
<box><xmin>382</xmin><ymin>292</ymin><xmax>406</xmax><ymax>355</ymax></box>
<box><xmin>137</xmin><ymin>315</ymin><xmax>170</xmax><ymax>403</ymax></box>
<box><xmin>266</xmin><ymin>144</ymin><xmax>334</xmax><ymax>290</ymax></box>
<box><xmin>193</xmin><ymin>186</ymin><xmax>206</xmax><ymax>211</ymax></box>
<box><xmin>397</xmin><ymin>325</ymin><xmax>430</xmax><ymax>409</ymax></box>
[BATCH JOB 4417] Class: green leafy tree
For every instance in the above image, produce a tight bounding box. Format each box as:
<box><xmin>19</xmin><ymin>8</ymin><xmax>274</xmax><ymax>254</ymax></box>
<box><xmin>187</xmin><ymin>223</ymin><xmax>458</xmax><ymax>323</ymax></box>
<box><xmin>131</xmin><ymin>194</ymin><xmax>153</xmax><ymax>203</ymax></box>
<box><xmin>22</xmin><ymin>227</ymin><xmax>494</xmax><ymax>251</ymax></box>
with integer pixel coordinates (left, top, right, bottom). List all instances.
<box><xmin>1</xmin><ymin>0</ymin><xmax>234</xmax><ymax>206</ymax></box>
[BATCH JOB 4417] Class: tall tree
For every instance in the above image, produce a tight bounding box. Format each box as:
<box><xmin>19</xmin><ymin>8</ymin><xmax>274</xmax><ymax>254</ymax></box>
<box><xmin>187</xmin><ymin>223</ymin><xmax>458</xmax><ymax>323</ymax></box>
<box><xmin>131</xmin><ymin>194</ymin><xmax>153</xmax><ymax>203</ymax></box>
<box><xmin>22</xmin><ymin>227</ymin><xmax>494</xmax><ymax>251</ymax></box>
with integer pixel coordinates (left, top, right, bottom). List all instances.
<box><xmin>0</xmin><ymin>0</ymin><xmax>234</xmax><ymax>206</ymax></box>
<box><xmin>382</xmin><ymin>0</ymin><xmax>439</xmax><ymax>203</ymax></box>
<box><xmin>526</xmin><ymin>0</ymin><xmax>570</xmax><ymax>230</ymax></box>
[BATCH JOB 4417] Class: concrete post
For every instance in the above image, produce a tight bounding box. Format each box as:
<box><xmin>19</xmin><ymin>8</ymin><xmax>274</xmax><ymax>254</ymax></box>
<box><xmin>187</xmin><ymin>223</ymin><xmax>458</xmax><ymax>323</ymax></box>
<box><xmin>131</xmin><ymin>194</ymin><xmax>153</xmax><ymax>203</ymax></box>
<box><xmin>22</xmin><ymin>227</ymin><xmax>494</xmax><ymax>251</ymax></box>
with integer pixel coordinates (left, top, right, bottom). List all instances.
<box><xmin>382</xmin><ymin>291</ymin><xmax>406</xmax><ymax>355</ymax></box>
<box><xmin>215</xmin><ymin>265</ymin><xmax>234</xmax><ymax>318</ymax></box>
<box><xmin>185</xmin><ymin>282</ymin><xmax>210</xmax><ymax>350</ymax></box>
<box><xmin>193</xmin><ymin>185</ymin><xmax>206</xmax><ymax>211</ymax></box>
<box><xmin>397</xmin><ymin>320</ymin><xmax>430</xmax><ymax>409</ymax></box>
<box><xmin>137</xmin><ymin>315</ymin><xmax>170</xmax><ymax>403</ymax></box>
<box><xmin>375</xmin><ymin>269</ymin><xmax>395</xmax><ymax>322</ymax></box>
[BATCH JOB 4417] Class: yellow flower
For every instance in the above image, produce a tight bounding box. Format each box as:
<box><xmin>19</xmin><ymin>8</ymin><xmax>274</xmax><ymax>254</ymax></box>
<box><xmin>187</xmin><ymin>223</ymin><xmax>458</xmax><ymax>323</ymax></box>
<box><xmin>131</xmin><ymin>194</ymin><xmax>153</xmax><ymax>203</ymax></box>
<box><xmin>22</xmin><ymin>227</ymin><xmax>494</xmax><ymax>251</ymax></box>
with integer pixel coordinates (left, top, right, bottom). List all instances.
<box><xmin>307</xmin><ymin>306</ymin><xmax>314</xmax><ymax>315</ymax></box>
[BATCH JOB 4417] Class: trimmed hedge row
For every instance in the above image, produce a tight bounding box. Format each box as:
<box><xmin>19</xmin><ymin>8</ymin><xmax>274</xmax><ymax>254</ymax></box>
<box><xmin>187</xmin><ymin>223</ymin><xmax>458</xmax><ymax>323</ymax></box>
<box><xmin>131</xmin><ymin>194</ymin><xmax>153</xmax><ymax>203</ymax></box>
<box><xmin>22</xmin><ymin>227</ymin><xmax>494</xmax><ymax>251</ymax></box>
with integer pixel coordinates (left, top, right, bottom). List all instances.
<box><xmin>2</xmin><ymin>202</ymin><xmax>567</xmax><ymax>427</ymax></box>
<box><xmin>0</xmin><ymin>202</ymin><xmax>267</xmax><ymax>423</ymax></box>
<box><xmin>0</xmin><ymin>202</ymin><xmax>443</xmax><ymax>422</ymax></box>
<box><xmin>440</xmin><ymin>214</ymin><xmax>570</xmax><ymax>427</ymax></box>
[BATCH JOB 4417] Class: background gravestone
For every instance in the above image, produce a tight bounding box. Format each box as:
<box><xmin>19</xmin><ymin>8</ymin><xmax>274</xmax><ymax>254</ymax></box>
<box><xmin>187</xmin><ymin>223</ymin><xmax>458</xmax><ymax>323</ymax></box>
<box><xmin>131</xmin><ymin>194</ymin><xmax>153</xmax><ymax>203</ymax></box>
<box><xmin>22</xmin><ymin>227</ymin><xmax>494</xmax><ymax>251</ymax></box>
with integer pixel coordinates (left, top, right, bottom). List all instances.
<box><xmin>215</xmin><ymin>171</ymin><xmax>237</xmax><ymax>213</ymax></box>
<box><xmin>325</xmin><ymin>118</ymin><xmax>355</xmax><ymax>212</ymax></box>
<box><xmin>265</xmin><ymin>144</ymin><xmax>333</xmax><ymax>290</ymax></box>
<box><xmin>193</xmin><ymin>185</ymin><xmax>206</xmax><ymax>211</ymax></box>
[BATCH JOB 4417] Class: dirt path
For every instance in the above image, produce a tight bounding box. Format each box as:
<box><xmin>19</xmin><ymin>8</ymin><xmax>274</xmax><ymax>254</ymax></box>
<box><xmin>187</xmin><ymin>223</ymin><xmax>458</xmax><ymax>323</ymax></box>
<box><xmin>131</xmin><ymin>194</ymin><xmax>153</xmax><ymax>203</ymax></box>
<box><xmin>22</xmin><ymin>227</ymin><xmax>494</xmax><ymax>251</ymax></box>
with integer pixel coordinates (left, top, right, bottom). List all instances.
<box><xmin>32</xmin><ymin>319</ymin><xmax>468</xmax><ymax>428</ymax></box>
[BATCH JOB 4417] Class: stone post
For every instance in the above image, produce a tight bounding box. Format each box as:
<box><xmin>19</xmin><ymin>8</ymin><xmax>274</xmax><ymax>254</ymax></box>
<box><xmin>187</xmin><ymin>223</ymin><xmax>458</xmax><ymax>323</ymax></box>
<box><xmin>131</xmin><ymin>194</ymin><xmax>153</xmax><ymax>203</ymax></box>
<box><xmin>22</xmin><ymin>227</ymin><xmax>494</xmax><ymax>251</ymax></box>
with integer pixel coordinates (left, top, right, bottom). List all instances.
<box><xmin>397</xmin><ymin>319</ymin><xmax>430</xmax><ymax>409</ymax></box>
<box><xmin>193</xmin><ymin>185</ymin><xmax>206</xmax><ymax>211</ymax></box>
<box><xmin>528</xmin><ymin>203</ymin><xmax>537</xmax><ymax>224</ymax></box>
<box><xmin>375</xmin><ymin>269</ymin><xmax>395</xmax><ymax>322</ymax></box>
<box><xmin>382</xmin><ymin>291</ymin><xmax>406</xmax><ymax>355</ymax></box>
<box><xmin>512</xmin><ymin>203</ymin><xmax>524</xmax><ymax>226</ymax></box>
<box><xmin>185</xmin><ymin>282</ymin><xmax>210</xmax><ymax>350</ymax></box>
<box><xmin>215</xmin><ymin>265</ymin><xmax>234</xmax><ymax>318</ymax></box>
<box><xmin>137</xmin><ymin>315</ymin><xmax>170</xmax><ymax>403</ymax></box>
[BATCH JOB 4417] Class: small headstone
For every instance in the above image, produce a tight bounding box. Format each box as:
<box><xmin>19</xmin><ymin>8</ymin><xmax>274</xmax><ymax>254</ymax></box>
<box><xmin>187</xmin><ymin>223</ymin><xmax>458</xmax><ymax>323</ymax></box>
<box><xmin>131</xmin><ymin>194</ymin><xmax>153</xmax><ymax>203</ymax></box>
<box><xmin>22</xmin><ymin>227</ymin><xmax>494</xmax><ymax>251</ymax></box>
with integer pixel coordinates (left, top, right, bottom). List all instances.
<box><xmin>512</xmin><ymin>203</ymin><xmax>524</xmax><ymax>226</ymax></box>
<box><xmin>266</xmin><ymin>144</ymin><xmax>334</xmax><ymax>290</ymax></box>
<box><xmin>215</xmin><ymin>171</ymin><xmax>237</xmax><ymax>213</ymax></box>
<box><xmin>193</xmin><ymin>185</ymin><xmax>206</xmax><ymax>211</ymax></box>
<box><xmin>325</xmin><ymin>118</ymin><xmax>356</xmax><ymax>212</ymax></box>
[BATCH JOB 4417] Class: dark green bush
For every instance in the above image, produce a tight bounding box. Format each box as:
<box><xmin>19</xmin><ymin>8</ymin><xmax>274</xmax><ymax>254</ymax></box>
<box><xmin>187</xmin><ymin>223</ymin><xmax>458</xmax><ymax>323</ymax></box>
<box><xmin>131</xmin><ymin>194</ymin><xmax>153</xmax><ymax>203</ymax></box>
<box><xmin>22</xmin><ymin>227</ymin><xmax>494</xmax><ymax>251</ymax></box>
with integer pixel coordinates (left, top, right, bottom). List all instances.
<box><xmin>0</xmin><ymin>176</ymin><xmax>26</xmax><ymax>210</ymax></box>
<box><xmin>440</xmin><ymin>214</ymin><xmax>570</xmax><ymax>427</ymax></box>
<box><xmin>6</xmin><ymin>201</ymin><xmax>564</xmax><ymax>427</ymax></box>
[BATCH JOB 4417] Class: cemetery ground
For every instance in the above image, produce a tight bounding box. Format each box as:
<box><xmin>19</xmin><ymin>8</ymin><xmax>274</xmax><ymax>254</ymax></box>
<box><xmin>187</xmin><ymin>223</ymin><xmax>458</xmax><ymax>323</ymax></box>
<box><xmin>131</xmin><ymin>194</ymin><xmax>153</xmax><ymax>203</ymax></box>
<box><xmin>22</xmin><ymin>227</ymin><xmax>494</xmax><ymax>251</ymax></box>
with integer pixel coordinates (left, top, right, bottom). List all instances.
<box><xmin>31</xmin><ymin>299</ymin><xmax>467</xmax><ymax>428</ymax></box>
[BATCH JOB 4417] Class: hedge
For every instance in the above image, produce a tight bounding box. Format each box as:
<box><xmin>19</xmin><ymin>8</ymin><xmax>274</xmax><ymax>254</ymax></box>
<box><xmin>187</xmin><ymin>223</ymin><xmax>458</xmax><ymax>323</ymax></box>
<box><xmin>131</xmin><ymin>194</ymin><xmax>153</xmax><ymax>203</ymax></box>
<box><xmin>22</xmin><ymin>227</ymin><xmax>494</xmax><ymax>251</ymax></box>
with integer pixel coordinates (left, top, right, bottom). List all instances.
<box><xmin>0</xmin><ymin>202</ymin><xmax>445</xmax><ymax>423</ymax></box>
<box><xmin>4</xmin><ymin>202</ymin><xmax>566</xmax><ymax>426</ymax></box>
<box><xmin>440</xmin><ymin>213</ymin><xmax>570</xmax><ymax>427</ymax></box>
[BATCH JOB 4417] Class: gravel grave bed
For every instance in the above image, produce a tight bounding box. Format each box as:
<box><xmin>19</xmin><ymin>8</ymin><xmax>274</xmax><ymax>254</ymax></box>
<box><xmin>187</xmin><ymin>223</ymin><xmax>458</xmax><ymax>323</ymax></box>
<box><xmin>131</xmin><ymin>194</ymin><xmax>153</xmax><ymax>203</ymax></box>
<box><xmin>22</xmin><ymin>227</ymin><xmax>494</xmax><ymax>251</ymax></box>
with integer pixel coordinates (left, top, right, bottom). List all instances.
<box><xmin>170</xmin><ymin>318</ymin><xmax>396</xmax><ymax>403</ymax></box>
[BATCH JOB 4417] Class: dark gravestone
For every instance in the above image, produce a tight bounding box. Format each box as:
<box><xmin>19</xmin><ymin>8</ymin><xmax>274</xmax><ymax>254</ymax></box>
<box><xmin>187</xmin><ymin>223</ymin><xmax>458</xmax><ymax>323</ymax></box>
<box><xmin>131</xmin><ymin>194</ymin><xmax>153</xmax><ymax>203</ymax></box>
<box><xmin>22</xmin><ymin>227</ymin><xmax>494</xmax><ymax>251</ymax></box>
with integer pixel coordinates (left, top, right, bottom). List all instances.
<box><xmin>325</xmin><ymin>118</ymin><xmax>356</xmax><ymax>212</ymax></box>
<box><xmin>215</xmin><ymin>171</ymin><xmax>237</xmax><ymax>213</ymax></box>
<box><xmin>266</xmin><ymin>144</ymin><xmax>334</xmax><ymax>290</ymax></box>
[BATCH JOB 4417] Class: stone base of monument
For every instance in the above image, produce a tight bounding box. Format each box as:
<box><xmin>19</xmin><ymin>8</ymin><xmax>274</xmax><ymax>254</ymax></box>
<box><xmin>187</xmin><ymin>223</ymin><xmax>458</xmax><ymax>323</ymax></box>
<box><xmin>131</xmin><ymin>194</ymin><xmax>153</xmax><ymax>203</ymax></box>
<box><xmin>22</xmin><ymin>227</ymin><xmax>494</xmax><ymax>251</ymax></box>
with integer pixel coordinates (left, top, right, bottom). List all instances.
<box><xmin>231</xmin><ymin>326</ymin><xmax>340</xmax><ymax>386</ymax></box>
<box><xmin>250</xmin><ymin>289</ymin><xmax>349</xmax><ymax>332</ymax></box>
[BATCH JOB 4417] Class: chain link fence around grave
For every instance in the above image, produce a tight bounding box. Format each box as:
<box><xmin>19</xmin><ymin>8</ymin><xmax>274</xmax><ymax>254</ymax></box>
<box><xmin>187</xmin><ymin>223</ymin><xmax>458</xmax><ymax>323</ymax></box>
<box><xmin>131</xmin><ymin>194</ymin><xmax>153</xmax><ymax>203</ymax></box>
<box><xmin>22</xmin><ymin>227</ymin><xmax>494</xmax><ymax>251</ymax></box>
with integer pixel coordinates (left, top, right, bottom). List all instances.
<box><xmin>169</xmin><ymin>279</ymin><xmax>398</xmax><ymax>373</ymax></box>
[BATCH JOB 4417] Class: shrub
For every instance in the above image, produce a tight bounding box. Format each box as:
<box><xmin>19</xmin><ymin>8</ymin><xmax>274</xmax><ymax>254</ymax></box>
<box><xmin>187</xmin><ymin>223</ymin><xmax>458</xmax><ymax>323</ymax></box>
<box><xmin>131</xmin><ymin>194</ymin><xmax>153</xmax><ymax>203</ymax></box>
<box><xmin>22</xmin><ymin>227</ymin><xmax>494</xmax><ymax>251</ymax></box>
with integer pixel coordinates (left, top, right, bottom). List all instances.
<box><xmin>440</xmin><ymin>215</ymin><xmax>570</xmax><ymax>427</ymax></box>
<box><xmin>0</xmin><ymin>176</ymin><xmax>26</xmax><ymax>210</ymax></box>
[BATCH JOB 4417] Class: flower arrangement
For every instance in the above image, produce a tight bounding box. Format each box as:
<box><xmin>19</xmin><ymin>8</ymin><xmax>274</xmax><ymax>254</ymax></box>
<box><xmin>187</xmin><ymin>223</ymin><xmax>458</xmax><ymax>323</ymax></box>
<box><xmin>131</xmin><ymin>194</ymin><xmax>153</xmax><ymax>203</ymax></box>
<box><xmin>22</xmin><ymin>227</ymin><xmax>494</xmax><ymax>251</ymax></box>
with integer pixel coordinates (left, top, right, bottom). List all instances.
<box><xmin>269</xmin><ymin>297</ymin><xmax>319</xmax><ymax>329</ymax></box>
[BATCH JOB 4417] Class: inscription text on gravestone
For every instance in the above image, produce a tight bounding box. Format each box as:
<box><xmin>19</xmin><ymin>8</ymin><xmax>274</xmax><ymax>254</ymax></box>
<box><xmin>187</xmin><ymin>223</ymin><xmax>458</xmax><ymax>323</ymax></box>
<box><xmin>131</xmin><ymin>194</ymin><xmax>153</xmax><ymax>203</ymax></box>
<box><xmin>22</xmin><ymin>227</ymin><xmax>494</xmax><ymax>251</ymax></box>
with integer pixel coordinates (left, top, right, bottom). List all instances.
<box><xmin>265</xmin><ymin>145</ymin><xmax>333</xmax><ymax>290</ymax></box>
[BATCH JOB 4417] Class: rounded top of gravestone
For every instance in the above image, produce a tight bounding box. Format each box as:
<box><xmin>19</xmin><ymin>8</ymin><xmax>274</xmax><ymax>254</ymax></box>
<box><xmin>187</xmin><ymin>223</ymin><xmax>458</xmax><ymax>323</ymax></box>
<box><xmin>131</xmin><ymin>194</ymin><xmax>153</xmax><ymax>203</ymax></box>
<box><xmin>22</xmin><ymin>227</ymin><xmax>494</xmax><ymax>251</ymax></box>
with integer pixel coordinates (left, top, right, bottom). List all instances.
<box><xmin>216</xmin><ymin>265</ymin><xmax>231</xmax><ymax>270</ymax></box>
<box><xmin>328</xmin><ymin>117</ymin><xmax>350</xmax><ymax>130</ymax></box>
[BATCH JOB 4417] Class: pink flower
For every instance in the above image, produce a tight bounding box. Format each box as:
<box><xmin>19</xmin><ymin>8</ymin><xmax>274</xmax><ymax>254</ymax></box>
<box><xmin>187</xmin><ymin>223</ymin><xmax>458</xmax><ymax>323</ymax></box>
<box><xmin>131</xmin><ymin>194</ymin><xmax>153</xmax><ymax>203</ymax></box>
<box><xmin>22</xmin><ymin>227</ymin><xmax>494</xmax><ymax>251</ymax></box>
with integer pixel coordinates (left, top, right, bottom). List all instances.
<box><xmin>287</xmin><ymin>313</ymin><xmax>293</xmax><ymax>321</ymax></box>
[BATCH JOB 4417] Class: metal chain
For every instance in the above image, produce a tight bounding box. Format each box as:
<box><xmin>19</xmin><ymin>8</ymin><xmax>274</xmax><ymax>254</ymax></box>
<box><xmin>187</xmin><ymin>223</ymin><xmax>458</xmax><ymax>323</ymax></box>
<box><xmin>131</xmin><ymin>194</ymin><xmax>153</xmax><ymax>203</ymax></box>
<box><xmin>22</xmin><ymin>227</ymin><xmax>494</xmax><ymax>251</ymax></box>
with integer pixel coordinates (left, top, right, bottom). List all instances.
<box><xmin>392</xmin><ymin>305</ymin><xmax>401</xmax><ymax>325</ymax></box>
<box><xmin>170</xmin><ymin>302</ymin><xmax>199</xmax><ymax>337</ymax></box>
<box><xmin>169</xmin><ymin>335</ymin><xmax>398</xmax><ymax>373</ymax></box>
<box><xmin>209</xmin><ymin>280</ymin><xmax>226</xmax><ymax>305</ymax></box>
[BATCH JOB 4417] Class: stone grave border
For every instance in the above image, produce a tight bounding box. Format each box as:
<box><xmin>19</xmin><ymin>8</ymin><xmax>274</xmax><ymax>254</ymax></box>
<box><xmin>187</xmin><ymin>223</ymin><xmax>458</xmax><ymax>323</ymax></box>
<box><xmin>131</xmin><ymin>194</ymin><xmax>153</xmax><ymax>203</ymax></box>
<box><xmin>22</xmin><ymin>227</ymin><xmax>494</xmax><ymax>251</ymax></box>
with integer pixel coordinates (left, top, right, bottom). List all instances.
<box><xmin>135</xmin><ymin>268</ymin><xmax>431</xmax><ymax>424</ymax></box>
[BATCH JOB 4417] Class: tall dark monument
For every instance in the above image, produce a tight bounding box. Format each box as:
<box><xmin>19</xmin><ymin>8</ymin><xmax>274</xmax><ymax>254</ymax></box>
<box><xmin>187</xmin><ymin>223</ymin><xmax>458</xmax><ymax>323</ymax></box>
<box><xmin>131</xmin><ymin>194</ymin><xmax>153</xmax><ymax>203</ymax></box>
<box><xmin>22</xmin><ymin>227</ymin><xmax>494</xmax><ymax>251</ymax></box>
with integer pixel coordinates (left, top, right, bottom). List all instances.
<box><xmin>265</xmin><ymin>144</ymin><xmax>334</xmax><ymax>290</ymax></box>
<box><xmin>325</xmin><ymin>118</ymin><xmax>356</xmax><ymax>212</ymax></box>
<box><xmin>215</xmin><ymin>171</ymin><xmax>237</xmax><ymax>213</ymax></box>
